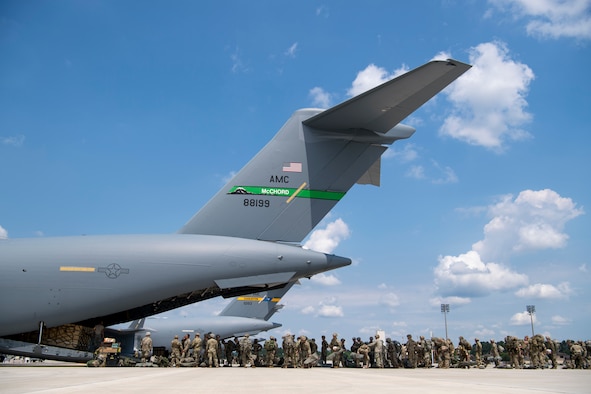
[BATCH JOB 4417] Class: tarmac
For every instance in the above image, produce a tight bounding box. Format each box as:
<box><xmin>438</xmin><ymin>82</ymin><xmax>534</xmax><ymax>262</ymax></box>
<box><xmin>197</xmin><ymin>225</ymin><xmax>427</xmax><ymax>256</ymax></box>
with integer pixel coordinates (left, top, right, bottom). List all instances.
<box><xmin>1</xmin><ymin>363</ymin><xmax>590</xmax><ymax>394</ymax></box>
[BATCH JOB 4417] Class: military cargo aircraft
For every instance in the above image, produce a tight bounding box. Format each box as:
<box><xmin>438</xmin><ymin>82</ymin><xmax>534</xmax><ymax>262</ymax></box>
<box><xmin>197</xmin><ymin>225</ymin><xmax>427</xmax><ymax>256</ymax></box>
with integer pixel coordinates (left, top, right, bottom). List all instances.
<box><xmin>0</xmin><ymin>58</ymin><xmax>471</xmax><ymax>362</ymax></box>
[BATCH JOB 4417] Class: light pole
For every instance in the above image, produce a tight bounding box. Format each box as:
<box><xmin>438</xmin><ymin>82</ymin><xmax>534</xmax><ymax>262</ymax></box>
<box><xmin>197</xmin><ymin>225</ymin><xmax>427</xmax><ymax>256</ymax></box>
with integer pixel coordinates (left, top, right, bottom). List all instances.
<box><xmin>526</xmin><ymin>305</ymin><xmax>535</xmax><ymax>336</ymax></box>
<box><xmin>441</xmin><ymin>303</ymin><xmax>450</xmax><ymax>340</ymax></box>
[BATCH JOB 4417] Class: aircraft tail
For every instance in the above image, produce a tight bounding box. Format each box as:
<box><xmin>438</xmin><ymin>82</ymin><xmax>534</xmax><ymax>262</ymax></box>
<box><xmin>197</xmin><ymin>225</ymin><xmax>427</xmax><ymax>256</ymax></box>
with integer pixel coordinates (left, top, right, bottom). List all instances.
<box><xmin>179</xmin><ymin>59</ymin><xmax>471</xmax><ymax>242</ymax></box>
<box><xmin>218</xmin><ymin>281</ymin><xmax>296</xmax><ymax>321</ymax></box>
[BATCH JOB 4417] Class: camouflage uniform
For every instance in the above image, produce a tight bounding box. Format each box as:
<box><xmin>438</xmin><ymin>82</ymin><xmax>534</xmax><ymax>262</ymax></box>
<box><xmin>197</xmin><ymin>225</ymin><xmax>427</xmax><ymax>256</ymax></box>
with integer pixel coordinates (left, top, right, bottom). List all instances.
<box><xmin>369</xmin><ymin>334</ymin><xmax>385</xmax><ymax>368</ymax></box>
<box><xmin>240</xmin><ymin>334</ymin><xmax>253</xmax><ymax>367</ymax></box>
<box><xmin>570</xmin><ymin>341</ymin><xmax>584</xmax><ymax>369</ymax></box>
<box><xmin>181</xmin><ymin>334</ymin><xmax>191</xmax><ymax>359</ymax></box>
<box><xmin>529</xmin><ymin>334</ymin><xmax>546</xmax><ymax>368</ymax></box>
<box><xmin>170</xmin><ymin>335</ymin><xmax>182</xmax><ymax>367</ymax></box>
<box><xmin>329</xmin><ymin>333</ymin><xmax>342</xmax><ymax>368</ymax></box>
<box><xmin>298</xmin><ymin>336</ymin><xmax>311</xmax><ymax>368</ymax></box>
<box><xmin>206</xmin><ymin>334</ymin><xmax>218</xmax><ymax>367</ymax></box>
<box><xmin>140</xmin><ymin>332</ymin><xmax>153</xmax><ymax>363</ymax></box>
<box><xmin>458</xmin><ymin>336</ymin><xmax>471</xmax><ymax>364</ymax></box>
<box><xmin>282</xmin><ymin>334</ymin><xmax>295</xmax><ymax>368</ymax></box>
<box><xmin>320</xmin><ymin>336</ymin><xmax>328</xmax><ymax>365</ymax></box>
<box><xmin>405</xmin><ymin>334</ymin><xmax>417</xmax><ymax>368</ymax></box>
<box><xmin>474</xmin><ymin>338</ymin><xmax>483</xmax><ymax>367</ymax></box>
<box><xmin>442</xmin><ymin>339</ymin><xmax>454</xmax><ymax>368</ymax></box>
<box><xmin>264</xmin><ymin>337</ymin><xmax>277</xmax><ymax>367</ymax></box>
<box><xmin>545</xmin><ymin>336</ymin><xmax>557</xmax><ymax>369</ymax></box>
<box><xmin>490</xmin><ymin>339</ymin><xmax>500</xmax><ymax>367</ymax></box>
<box><xmin>357</xmin><ymin>343</ymin><xmax>370</xmax><ymax>368</ymax></box>
<box><xmin>191</xmin><ymin>334</ymin><xmax>202</xmax><ymax>364</ymax></box>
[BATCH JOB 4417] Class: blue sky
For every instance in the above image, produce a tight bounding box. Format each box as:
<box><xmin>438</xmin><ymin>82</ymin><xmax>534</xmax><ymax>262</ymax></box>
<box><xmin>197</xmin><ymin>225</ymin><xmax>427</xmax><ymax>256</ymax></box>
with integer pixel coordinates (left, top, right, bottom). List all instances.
<box><xmin>1</xmin><ymin>1</ymin><xmax>590</xmax><ymax>345</ymax></box>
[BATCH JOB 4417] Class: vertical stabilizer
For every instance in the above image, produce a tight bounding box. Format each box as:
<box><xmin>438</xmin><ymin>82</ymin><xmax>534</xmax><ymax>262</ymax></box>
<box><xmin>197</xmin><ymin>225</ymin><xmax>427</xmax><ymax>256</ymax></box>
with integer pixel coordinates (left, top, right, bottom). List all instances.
<box><xmin>179</xmin><ymin>59</ymin><xmax>471</xmax><ymax>242</ymax></box>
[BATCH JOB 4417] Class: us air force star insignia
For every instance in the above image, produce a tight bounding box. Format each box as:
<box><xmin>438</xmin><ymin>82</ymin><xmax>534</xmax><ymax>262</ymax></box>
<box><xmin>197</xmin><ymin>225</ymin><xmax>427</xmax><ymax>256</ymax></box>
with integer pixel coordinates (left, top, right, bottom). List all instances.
<box><xmin>98</xmin><ymin>263</ymin><xmax>130</xmax><ymax>279</ymax></box>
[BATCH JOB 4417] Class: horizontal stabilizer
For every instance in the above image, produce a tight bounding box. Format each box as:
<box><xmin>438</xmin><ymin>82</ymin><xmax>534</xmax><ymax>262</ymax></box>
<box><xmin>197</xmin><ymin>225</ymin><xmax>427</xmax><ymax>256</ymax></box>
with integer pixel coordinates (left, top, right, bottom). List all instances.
<box><xmin>303</xmin><ymin>59</ymin><xmax>471</xmax><ymax>133</ymax></box>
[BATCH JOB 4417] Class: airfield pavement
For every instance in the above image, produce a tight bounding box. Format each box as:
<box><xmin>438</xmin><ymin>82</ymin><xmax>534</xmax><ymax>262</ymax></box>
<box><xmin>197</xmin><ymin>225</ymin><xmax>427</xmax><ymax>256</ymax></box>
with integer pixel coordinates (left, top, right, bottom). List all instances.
<box><xmin>1</xmin><ymin>362</ymin><xmax>590</xmax><ymax>394</ymax></box>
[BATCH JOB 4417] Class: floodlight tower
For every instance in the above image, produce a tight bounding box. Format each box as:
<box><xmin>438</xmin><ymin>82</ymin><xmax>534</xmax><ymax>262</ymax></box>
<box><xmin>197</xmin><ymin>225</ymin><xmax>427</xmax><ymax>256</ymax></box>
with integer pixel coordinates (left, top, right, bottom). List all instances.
<box><xmin>441</xmin><ymin>303</ymin><xmax>450</xmax><ymax>340</ymax></box>
<box><xmin>526</xmin><ymin>305</ymin><xmax>536</xmax><ymax>336</ymax></box>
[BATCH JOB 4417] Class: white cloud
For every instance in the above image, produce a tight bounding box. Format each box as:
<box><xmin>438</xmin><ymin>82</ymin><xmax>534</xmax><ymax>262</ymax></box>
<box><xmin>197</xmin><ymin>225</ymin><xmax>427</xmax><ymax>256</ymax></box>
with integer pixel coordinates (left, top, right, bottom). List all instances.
<box><xmin>551</xmin><ymin>315</ymin><xmax>571</xmax><ymax>325</ymax></box>
<box><xmin>1</xmin><ymin>134</ymin><xmax>25</xmax><ymax>147</ymax></box>
<box><xmin>346</xmin><ymin>63</ymin><xmax>408</xmax><ymax>97</ymax></box>
<box><xmin>433</xmin><ymin>189</ymin><xmax>582</xmax><ymax>301</ymax></box>
<box><xmin>430</xmin><ymin>160</ymin><xmax>458</xmax><ymax>185</ymax></box>
<box><xmin>379</xmin><ymin>292</ymin><xmax>400</xmax><ymax>308</ymax></box>
<box><xmin>474</xmin><ymin>327</ymin><xmax>496</xmax><ymax>338</ymax></box>
<box><xmin>400</xmin><ymin>157</ymin><xmax>457</xmax><ymax>184</ymax></box>
<box><xmin>510</xmin><ymin>310</ymin><xmax>538</xmax><ymax>325</ymax></box>
<box><xmin>405</xmin><ymin>165</ymin><xmax>425</xmax><ymax>180</ymax></box>
<box><xmin>489</xmin><ymin>0</ymin><xmax>591</xmax><ymax>40</ymax></box>
<box><xmin>309</xmin><ymin>86</ymin><xmax>332</xmax><ymax>108</ymax></box>
<box><xmin>515</xmin><ymin>282</ymin><xmax>572</xmax><ymax>299</ymax></box>
<box><xmin>440</xmin><ymin>41</ymin><xmax>535</xmax><ymax>152</ymax></box>
<box><xmin>303</xmin><ymin>218</ymin><xmax>350</xmax><ymax>254</ymax></box>
<box><xmin>310</xmin><ymin>273</ymin><xmax>341</xmax><ymax>286</ymax></box>
<box><xmin>579</xmin><ymin>263</ymin><xmax>588</xmax><ymax>272</ymax></box>
<box><xmin>429</xmin><ymin>296</ymin><xmax>472</xmax><ymax>306</ymax></box>
<box><xmin>384</xmin><ymin>142</ymin><xmax>419</xmax><ymax>162</ymax></box>
<box><xmin>285</xmin><ymin>42</ymin><xmax>298</xmax><ymax>58</ymax></box>
<box><xmin>473</xmin><ymin>189</ymin><xmax>584</xmax><ymax>261</ymax></box>
<box><xmin>317</xmin><ymin>304</ymin><xmax>344</xmax><ymax>318</ymax></box>
<box><xmin>0</xmin><ymin>225</ymin><xmax>7</xmax><ymax>239</ymax></box>
<box><xmin>301</xmin><ymin>305</ymin><xmax>315</xmax><ymax>315</ymax></box>
<box><xmin>434</xmin><ymin>250</ymin><xmax>529</xmax><ymax>297</ymax></box>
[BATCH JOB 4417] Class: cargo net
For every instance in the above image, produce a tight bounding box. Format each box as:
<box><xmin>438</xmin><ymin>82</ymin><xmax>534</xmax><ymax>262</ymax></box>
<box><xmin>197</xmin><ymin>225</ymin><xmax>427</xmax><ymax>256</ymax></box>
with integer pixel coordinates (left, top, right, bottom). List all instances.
<box><xmin>9</xmin><ymin>324</ymin><xmax>95</xmax><ymax>352</ymax></box>
<box><xmin>43</xmin><ymin>324</ymin><xmax>95</xmax><ymax>351</ymax></box>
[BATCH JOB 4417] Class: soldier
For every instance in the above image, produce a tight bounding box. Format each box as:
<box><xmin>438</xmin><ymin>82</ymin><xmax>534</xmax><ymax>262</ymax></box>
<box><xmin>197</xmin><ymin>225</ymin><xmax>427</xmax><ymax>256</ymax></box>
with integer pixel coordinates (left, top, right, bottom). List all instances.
<box><xmin>431</xmin><ymin>337</ymin><xmax>443</xmax><ymax>367</ymax></box>
<box><xmin>216</xmin><ymin>334</ymin><xmax>223</xmax><ymax>366</ymax></box>
<box><xmin>252</xmin><ymin>338</ymin><xmax>262</xmax><ymax>367</ymax></box>
<box><xmin>140</xmin><ymin>332</ymin><xmax>153</xmax><ymax>363</ymax></box>
<box><xmin>529</xmin><ymin>334</ymin><xmax>545</xmax><ymax>369</ymax></box>
<box><xmin>369</xmin><ymin>334</ymin><xmax>385</xmax><ymax>368</ymax></box>
<box><xmin>457</xmin><ymin>336</ymin><xmax>470</xmax><ymax>365</ymax></box>
<box><xmin>233</xmin><ymin>337</ymin><xmax>242</xmax><ymax>366</ymax></box>
<box><xmin>191</xmin><ymin>333</ymin><xmax>202</xmax><ymax>365</ymax></box>
<box><xmin>441</xmin><ymin>339</ymin><xmax>453</xmax><ymax>368</ymax></box>
<box><xmin>181</xmin><ymin>333</ymin><xmax>191</xmax><ymax>359</ymax></box>
<box><xmin>545</xmin><ymin>336</ymin><xmax>558</xmax><ymax>369</ymax></box>
<box><xmin>329</xmin><ymin>333</ymin><xmax>342</xmax><ymax>368</ymax></box>
<box><xmin>350</xmin><ymin>337</ymin><xmax>360</xmax><ymax>367</ymax></box>
<box><xmin>420</xmin><ymin>336</ymin><xmax>432</xmax><ymax>367</ymax></box>
<box><xmin>298</xmin><ymin>335</ymin><xmax>311</xmax><ymax>368</ymax></box>
<box><xmin>405</xmin><ymin>334</ymin><xmax>417</xmax><ymax>368</ymax></box>
<box><xmin>282</xmin><ymin>334</ymin><xmax>295</xmax><ymax>368</ymax></box>
<box><xmin>490</xmin><ymin>339</ymin><xmax>500</xmax><ymax>367</ymax></box>
<box><xmin>222</xmin><ymin>338</ymin><xmax>233</xmax><ymax>366</ymax></box>
<box><xmin>320</xmin><ymin>335</ymin><xmax>328</xmax><ymax>365</ymax></box>
<box><xmin>570</xmin><ymin>340</ymin><xmax>584</xmax><ymax>369</ymax></box>
<box><xmin>170</xmin><ymin>335</ymin><xmax>182</xmax><ymax>367</ymax></box>
<box><xmin>473</xmin><ymin>338</ymin><xmax>483</xmax><ymax>368</ymax></box>
<box><xmin>206</xmin><ymin>334</ymin><xmax>219</xmax><ymax>367</ymax></box>
<box><xmin>357</xmin><ymin>341</ymin><xmax>371</xmax><ymax>368</ymax></box>
<box><xmin>264</xmin><ymin>336</ymin><xmax>277</xmax><ymax>367</ymax></box>
<box><xmin>388</xmin><ymin>338</ymin><xmax>402</xmax><ymax>368</ymax></box>
<box><xmin>307</xmin><ymin>338</ymin><xmax>319</xmax><ymax>367</ymax></box>
<box><xmin>240</xmin><ymin>334</ymin><xmax>253</xmax><ymax>367</ymax></box>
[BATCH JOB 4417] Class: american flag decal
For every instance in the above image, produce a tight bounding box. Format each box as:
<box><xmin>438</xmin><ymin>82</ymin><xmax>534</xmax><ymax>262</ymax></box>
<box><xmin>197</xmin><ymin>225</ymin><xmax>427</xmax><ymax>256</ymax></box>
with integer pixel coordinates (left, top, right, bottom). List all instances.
<box><xmin>282</xmin><ymin>162</ymin><xmax>302</xmax><ymax>172</ymax></box>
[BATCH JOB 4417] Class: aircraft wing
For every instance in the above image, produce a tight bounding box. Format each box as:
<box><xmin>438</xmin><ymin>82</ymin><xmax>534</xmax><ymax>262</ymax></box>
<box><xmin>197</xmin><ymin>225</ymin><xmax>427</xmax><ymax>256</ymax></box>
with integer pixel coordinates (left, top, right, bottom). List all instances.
<box><xmin>303</xmin><ymin>59</ymin><xmax>471</xmax><ymax>133</ymax></box>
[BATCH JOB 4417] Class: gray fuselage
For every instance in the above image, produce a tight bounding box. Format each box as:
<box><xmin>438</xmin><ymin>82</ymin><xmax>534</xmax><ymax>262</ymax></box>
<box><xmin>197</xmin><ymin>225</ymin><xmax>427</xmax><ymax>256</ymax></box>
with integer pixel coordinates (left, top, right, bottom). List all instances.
<box><xmin>0</xmin><ymin>234</ymin><xmax>350</xmax><ymax>336</ymax></box>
